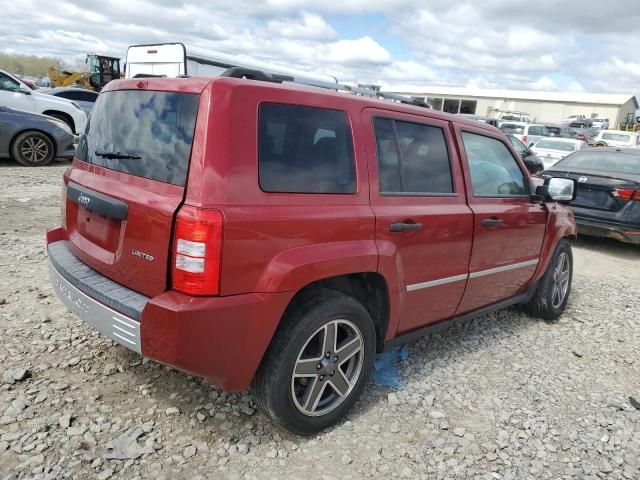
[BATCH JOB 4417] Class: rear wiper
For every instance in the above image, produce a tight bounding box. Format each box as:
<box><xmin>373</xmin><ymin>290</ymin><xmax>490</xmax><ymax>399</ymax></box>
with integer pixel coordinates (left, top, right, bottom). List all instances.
<box><xmin>95</xmin><ymin>150</ymin><xmax>142</xmax><ymax>160</ymax></box>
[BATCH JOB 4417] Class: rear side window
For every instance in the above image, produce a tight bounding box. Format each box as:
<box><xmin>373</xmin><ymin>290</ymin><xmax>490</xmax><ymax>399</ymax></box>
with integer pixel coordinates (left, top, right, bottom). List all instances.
<box><xmin>373</xmin><ymin>118</ymin><xmax>453</xmax><ymax>194</ymax></box>
<box><xmin>528</xmin><ymin>126</ymin><xmax>545</xmax><ymax>136</ymax></box>
<box><xmin>462</xmin><ymin>132</ymin><xmax>526</xmax><ymax>196</ymax></box>
<box><xmin>259</xmin><ymin>104</ymin><xmax>355</xmax><ymax>194</ymax></box>
<box><xmin>77</xmin><ymin>90</ymin><xmax>199</xmax><ymax>186</ymax></box>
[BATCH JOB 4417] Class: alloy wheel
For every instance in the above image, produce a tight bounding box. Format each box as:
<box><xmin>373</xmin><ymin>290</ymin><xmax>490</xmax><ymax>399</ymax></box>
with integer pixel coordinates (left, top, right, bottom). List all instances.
<box><xmin>20</xmin><ymin>136</ymin><xmax>50</xmax><ymax>164</ymax></box>
<box><xmin>291</xmin><ymin>319</ymin><xmax>364</xmax><ymax>417</ymax></box>
<box><xmin>551</xmin><ymin>252</ymin><xmax>570</xmax><ymax>309</ymax></box>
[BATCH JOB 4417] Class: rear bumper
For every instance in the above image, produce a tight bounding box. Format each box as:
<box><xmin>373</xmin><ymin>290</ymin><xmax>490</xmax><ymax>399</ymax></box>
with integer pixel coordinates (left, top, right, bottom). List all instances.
<box><xmin>46</xmin><ymin>228</ymin><xmax>293</xmax><ymax>391</ymax></box>
<box><xmin>575</xmin><ymin>217</ymin><xmax>640</xmax><ymax>245</ymax></box>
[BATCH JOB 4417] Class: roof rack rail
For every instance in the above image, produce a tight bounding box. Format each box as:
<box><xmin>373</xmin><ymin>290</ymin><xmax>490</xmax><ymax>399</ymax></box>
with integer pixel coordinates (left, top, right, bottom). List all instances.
<box><xmin>222</xmin><ymin>67</ymin><xmax>430</xmax><ymax>109</ymax></box>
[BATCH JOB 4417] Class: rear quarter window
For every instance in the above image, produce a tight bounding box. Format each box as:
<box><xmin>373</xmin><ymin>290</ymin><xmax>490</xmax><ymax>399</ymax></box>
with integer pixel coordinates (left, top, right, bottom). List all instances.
<box><xmin>258</xmin><ymin>103</ymin><xmax>356</xmax><ymax>194</ymax></box>
<box><xmin>76</xmin><ymin>90</ymin><xmax>199</xmax><ymax>186</ymax></box>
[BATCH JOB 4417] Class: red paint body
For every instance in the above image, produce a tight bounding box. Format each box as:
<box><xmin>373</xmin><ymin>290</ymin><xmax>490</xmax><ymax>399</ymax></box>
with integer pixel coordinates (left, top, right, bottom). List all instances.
<box><xmin>47</xmin><ymin>76</ymin><xmax>576</xmax><ymax>392</ymax></box>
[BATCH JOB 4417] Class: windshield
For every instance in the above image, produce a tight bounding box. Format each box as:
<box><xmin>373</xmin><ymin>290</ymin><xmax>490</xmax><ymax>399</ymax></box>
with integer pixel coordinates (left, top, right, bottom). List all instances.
<box><xmin>76</xmin><ymin>90</ymin><xmax>199</xmax><ymax>186</ymax></box>
<box><xmin>546</xmin><ymin>127</ymin><xmax>561</xmax><ymax>134</ymax></box>
<box><xmin>552</xmin><ymin>150</ymin><xmax>640</xmax><ymax>174</ymax></box>
<box><xmin>534</xmin><ymin>140</ymin><xmax>576</xmax><ymax>151</ymax></box>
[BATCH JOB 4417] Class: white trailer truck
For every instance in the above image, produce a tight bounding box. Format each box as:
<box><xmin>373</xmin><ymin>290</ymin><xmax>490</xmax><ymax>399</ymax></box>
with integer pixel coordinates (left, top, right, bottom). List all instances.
<box><xmin>125</xmin><ymin>43</ymin><xmax>338</xmax><ymax>86</ymax></box>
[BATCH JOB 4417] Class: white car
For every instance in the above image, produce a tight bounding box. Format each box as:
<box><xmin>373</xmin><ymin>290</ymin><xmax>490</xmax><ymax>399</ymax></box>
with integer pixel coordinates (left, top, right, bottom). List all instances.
<box><xmin>591</xmin><ymin>118</ymin><xmax>609</xmax><ymax>129</ymax></box>
<box><xmin>530</xmin><ymin>138</ymin><xmax>588</xmax><ymax>170</ymax></box>
<box><xmin>593</xmin><ymin>130</ymin><xmax>639</xmax><ymax>148</ymax></box>
<box><xmin>499</xmin><ymin>122</ymin><xmax>550</xmax><ymax>147</ymax></box>
<box><xmin>0</xmin><ymin>69</ymin><xmax>87</xmax><ymax>134</ymax></box>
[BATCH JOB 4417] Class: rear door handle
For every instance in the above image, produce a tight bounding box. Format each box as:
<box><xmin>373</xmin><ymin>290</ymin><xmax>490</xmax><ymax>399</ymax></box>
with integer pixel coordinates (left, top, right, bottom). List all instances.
<box><xmin>389</xmin><ymin>222</ymin><xmax>423</xmax><ymax>233</ymax></box>
<box><xmin>481</xmin><ymin>218</ymin><xmax>504</xmax><ymax>227</ymax></box>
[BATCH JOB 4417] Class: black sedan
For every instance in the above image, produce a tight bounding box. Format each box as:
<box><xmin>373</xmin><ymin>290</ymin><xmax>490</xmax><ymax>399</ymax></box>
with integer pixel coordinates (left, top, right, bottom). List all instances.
<box><xmin>541</xmin><ymin>148</ymin><xmax>640</xmax><ymax>244</ymax></box>
<box><xmin>0</xmin><ymin>107</ymin><xmax>76</xmax><ymax>166</ymax></box>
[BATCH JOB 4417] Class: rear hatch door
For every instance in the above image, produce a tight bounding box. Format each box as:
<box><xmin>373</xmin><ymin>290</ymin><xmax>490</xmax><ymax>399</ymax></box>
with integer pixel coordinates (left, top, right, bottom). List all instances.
<box><xmin>65</xmin><ymin>88</ymin><xmax>200</xmax><ymax>297</ymax></box>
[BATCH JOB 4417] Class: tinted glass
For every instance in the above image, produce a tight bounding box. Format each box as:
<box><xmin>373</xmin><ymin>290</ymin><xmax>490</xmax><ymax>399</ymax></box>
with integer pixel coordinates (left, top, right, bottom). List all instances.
<box><xmin>259</xmin><ymin>104</ymin><xmax>355</xmax><ymax>194</ymax></box>
<box><xmin>79</xmin><ymin>91</ymin><xmax>98</xmax><ymax>102</ymax></box>
<box><xmin>462</xmin><ymin>132</ymin><xmax>526</xmax><ymax>196</ymax></box>
<box><xmin>546</xmin><ymin>126</ymin><xmax>560</xmax><ymax>135</ymax></box>
<box><xmin>508</xmin><ymin>135</ymin><xmax>527</xmax><ymax>155</ymax></box>
<box><xmin>501</xmin><ymin>124</ymin><xmax>524</xmax><ymax>134</ymax></box>
<box><xmin>602</xmin><ymin>133</ymin><xmax>631</xmax><ymax>142</ymax></box>
<box><xmin>535</xmin><ymin>140</ymin><xmax>576</xmax><ymax>151</ymax></box>
<box><xmin>76</xmin><ymin>90</ymin><xmax>199</xmax><ymax>186</ymax></box>
<box><xmin>528</xmin><ymin>126</ymin><xmax>543</xmax><ymax>135</ymax></box>
<box><xmin>551</xmin><ymin>150</ymin><xmax>640</xmax><ymax>174</ymax></box>
<box><xmin>373</xmin><ymin>118</ymin><xmax>453</xmax><ymax>194</ymax></box>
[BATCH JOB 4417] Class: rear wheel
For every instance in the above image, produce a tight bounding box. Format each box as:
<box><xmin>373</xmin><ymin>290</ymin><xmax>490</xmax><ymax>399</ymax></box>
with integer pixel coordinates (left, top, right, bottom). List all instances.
<box><xmin>521</xmin><ymin>239</ymin><xmax>573</xmax><ymax>321</ymax></box>
<box><xmin>11</xmin><ymin>131</ymin><xmax>55</xmax><ymax>167</ymax></box>
<box><xmin>252</xmin><ymin>289</ymin><xmax>376</xmax><ymax>435</ymax></box>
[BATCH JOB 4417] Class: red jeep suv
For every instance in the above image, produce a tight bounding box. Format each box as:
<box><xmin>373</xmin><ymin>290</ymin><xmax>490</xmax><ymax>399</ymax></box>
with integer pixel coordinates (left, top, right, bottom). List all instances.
<box><xmin>47</xmin><ymin>70</ymin><xmax>577</xmax><ymax>435</ymax></box>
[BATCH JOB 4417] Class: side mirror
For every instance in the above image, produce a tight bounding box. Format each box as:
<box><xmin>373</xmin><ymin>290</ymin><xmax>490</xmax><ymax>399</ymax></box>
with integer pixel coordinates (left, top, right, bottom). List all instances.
<box><xmin>19</xmin><ymin>85</ymin><xmax>31</xmax><ymax>95</ymax></box>
<box><xmin>535</xmin><ymin>177</ymin><xmax>576</xmax><ymax>203</ymax></box>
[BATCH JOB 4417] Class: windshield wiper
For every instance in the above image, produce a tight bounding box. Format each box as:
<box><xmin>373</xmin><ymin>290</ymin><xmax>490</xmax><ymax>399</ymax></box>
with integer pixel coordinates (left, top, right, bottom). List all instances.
<box><xmin>95</xmin><ymin>150</ymin><xmax>142</xmax><ymax>160</ymax></box>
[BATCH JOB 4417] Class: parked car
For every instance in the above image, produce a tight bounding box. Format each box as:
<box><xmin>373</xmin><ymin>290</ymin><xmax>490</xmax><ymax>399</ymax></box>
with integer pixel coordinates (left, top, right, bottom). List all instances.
<box><xmin>591</xmin><ymin>118</ymin><xmax>608</xmax><ymax>129</ymax></box>
<box><xmin>572</xmin><ymin>127</ymin><xmax>599</xmax><ymax>146</ymax></box>
<box><xmin>44</xmin><ymin>87</ymin><xmax>98</xmax><ymax>116</ymax></box>
<box><xmin>496</xmin><ymin>111</ymin><xmax>532</xmax><ymax>123</ymax></box>
<box><xmin>0</xmin><ymin>68</ymin><xmax>87</xmax><ymax>134</ymax></box>
<box><xmin>506</xmin><ymin>134</ymin><xmax>544</xmax><ymax>174</ymax></box>
<box><xmin>562</xmin><ymin>114</ymin><xmax>592</xmax><ymax>127</ymax></box>
<box><xmin>593</xmin><ymin>130</ymin><xmax>640</xmax><ymax>148</ymax></box>
<box><xmin>544</xmin><ymin>124</ymin><xmax>578</xmax><ymax>138</ymax></box>
<box><xmin>542</xmin><ymin>148</ymin><xmax>640</xmax><ymax>244</ymax></box>
<box><xmin>0</xmin><ymin>107</ymin><xmax>75</xmax><ymax>166</ymax></box>
<box><xmin>532</xmin><ymin>138</ymin><xmax>588</xmax><ymax>170</ymax></box>
<box><xmin>500</xmin><ymin>122</ymin><xmax>550</xmax><ymax>147</ymax></box>
<box><xmin>458</xmin><ymin>113</ymin><xmax>499</xmax><ymax>128</ymax></box>
<box><xmin>46</xmin><ymin>72</ymin><xmax>577</xmax><ymax>435</ymax></box>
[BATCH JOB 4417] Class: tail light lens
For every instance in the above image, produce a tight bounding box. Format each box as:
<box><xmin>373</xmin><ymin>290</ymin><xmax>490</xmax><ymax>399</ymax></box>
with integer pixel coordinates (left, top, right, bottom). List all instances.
<box><xmin>611</xmin><ymin>188</ymin><xmax>637</xmax><ymax>201</ymax></box>
<box><xmin>172</xmin><ymin>205</ymin><xmax>223</xmax><ymax>295</ymax></box>
<box><xmin>522</xmin><ymin>135</ymin><xmax>528</xmax><ymax>144</ymax></box>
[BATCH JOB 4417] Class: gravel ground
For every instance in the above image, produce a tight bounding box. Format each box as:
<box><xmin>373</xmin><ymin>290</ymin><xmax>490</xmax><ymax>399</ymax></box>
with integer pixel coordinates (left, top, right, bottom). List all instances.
<box><xmin>0</xmin><ymin>160</ymin><xmax>639</xmax><ymax>480</ymax></box>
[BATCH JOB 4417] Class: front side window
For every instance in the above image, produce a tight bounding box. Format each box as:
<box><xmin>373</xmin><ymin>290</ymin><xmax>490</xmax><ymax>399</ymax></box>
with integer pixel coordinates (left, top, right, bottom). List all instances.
<box><xmin>259</xmin><ymin>104</ymin><xmax>355</xmax><ymax>194</ymax></box>
<box><xmin>0</xmin><ymin>73</ymin><xmax>20</xmax><ymax>91</ymax></box>
<box><xmin>462</xmin><ymin>132</ymin><xmax>526</xmax><ymax>197</ymax></box>
<box><xmin>508</xmin><ymin>135</ymin><xmax>527</xmax><ymax>156</ymax></box>
<box><xmin>373</xmin><ymin>118</ymin><xmax>453</xmax><ymax>195</ymax></box>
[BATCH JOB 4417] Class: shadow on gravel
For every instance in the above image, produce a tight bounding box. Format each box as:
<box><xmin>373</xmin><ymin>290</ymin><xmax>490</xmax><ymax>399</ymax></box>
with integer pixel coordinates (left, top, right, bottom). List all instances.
<box><xmin>0</xmin><ymin>158</ymin><xmax>71</xmax><ymax>168</ymax></box>
<box><xmin>573</xmin><ymin>235</ymin><xmax>640</xmax><ymax>260</ymax></box>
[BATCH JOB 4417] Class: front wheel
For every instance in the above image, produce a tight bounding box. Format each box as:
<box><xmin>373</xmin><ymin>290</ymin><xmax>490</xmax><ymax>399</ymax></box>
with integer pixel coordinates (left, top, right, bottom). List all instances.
<box><xmin>11</xmin><ymin>131</ymin><xmax>55</xmax><ymax>167</ymax></box>
<box><xmin>521</xmin><ymin>239</ymin><xmax>573</xmax><ymax>321</ymax></box>
<box><xmin>252</xmin><ymin>289</ymin><xmax>376</xmax><ymax>435</ymax></box>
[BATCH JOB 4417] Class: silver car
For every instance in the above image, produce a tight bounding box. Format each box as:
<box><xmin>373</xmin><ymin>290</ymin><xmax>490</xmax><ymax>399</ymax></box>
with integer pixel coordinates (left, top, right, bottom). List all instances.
<box><xmin>43</xmin><ymin>87</ymin><xmax>98</xmax><ymax>116</ymax></box>
<box><xmin>499</xmin><ymin>122</ymin><xmax>550</xmax><ymax>147</ymax></box>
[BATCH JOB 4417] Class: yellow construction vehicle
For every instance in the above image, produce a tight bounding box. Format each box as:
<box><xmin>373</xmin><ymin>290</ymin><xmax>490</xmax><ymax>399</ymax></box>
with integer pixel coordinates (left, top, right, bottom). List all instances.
<box><xmin>48</xmin><ymin>54</ymin><xmax>121</xmax><ymax>91</ymax></box>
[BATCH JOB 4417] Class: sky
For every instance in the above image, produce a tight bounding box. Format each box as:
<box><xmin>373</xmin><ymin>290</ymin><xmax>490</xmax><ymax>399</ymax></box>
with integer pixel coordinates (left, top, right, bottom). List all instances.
<box><xmin>3</xmin><ymin>0</ymin><xmax>640</xmax><ymax>94</ymax></box>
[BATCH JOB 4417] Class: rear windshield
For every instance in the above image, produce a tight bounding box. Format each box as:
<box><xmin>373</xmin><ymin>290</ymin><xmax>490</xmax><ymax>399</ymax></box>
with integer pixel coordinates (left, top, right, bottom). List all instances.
<box><xmin>602</xmin><ymin>133</ymin><xmax>630</xmax><ymax>142</ymax></box>
<box><xmin>76</xmin><ymin>90</ymin><xmax>199</xmax><ymax>186</ymax></box>
<box><xmin>546</xmin><ymin>127</ymin><xmax>561</xmax><ymax>134</ymax></box>
<box><xmin>534</xmin><ymin>140</ymin><xmax>576</xmax><ymax>151</ymax></box>
<box><xmin>552</xmin><ymin>150</ymin><xmax>640</xmax><ymax>174</ymax></box>
<box><xmin>501</xmin><ymin>124</ymin><xmax>524</xmax><ymax>134</ymax></box>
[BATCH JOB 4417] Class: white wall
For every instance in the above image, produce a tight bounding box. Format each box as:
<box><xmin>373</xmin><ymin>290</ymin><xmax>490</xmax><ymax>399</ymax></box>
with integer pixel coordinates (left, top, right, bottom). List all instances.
<box><xmin>424</xmin><ymin>93</ymin><xmax>624</xmax><ymax>126</ymax></box>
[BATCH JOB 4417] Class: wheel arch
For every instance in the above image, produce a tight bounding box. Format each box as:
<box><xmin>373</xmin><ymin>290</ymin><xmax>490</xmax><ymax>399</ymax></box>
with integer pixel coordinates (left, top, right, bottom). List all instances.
<box><xmin>42</xmin><ymin>110</ymin><xmax>75</xmax><ymax>133</ymax></box>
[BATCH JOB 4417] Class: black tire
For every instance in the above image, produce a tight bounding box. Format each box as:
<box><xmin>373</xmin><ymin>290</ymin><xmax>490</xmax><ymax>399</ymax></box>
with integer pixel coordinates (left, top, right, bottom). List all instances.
<box><xmin>11</xmin><ymin>131</ymin><xmax>55</xmax><ymax>167</ymax></box>
<box><xmin>47</xmin><ymin>113</ymin><xmax>74</xmax><ymax>133</ymax></box>
<box><xmin>521</xmin><ymin>239</ymin><xmax>573</xmax><ymax>321</ymax></box>
<box><xmin>252</xmin><ymin>288</ymin><xmax>376</xmax><ymax>435</ymax></box>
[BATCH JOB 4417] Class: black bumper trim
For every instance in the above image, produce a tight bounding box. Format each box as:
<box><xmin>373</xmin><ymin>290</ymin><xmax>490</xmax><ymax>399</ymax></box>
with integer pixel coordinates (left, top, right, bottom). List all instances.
<box><xmin>47</xmin><ymin>241</ymin><xmax>149</xmax><ymax>320</ymax></box>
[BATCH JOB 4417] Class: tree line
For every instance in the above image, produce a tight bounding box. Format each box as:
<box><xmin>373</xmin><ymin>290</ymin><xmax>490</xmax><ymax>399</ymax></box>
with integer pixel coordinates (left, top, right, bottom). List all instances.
<box><xmin>0</xmin><ymin>53</ymin><xmax>65</xmax><ymax>77</ymax></box>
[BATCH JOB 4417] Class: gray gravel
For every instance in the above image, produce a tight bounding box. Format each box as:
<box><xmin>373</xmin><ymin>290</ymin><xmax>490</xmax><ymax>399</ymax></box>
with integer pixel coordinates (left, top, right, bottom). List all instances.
<box><xmin>0</xmin><ymin>160</ymin><xmax>639</xmax><ymax>480</ymax></box>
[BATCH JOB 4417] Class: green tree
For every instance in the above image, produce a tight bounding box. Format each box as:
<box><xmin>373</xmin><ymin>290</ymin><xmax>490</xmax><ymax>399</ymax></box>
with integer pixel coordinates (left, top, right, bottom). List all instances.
<box><xmin>0</xmin><ymin>53</ymin><xmax>65</xmax><ymax>77</ymax></box>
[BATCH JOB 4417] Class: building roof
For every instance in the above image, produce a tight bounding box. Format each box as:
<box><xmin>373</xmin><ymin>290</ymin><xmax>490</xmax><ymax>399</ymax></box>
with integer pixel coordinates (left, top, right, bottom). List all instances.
<box><xmin>383</xmin><ymin>85</ymin><xmax>638</xmax><ymax>107</ymax></box>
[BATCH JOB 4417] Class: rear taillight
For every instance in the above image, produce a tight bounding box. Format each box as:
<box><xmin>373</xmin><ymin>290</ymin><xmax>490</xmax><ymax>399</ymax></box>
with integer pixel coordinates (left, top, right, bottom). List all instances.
<box><xmin>172</xmin><ymin>206</ymin><xmax>223</xmax><ymax>296</ymax></box>
<box><xmin>522</xmin><ymin>135</ymin><xmax>528</xmax><ymax>144</ymax></box>
<box><xmin>611</xmin><ymin>188</ymin><xmax>638</xmax><ymax>201</ymax></box>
